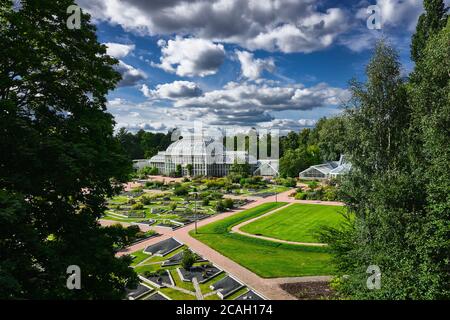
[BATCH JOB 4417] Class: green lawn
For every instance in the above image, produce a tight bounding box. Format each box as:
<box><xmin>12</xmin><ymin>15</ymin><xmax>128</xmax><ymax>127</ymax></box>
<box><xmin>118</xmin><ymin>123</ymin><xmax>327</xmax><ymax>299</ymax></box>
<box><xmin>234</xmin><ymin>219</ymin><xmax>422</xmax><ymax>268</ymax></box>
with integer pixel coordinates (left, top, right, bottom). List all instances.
<box><xmin>241</xmin><ymin>203</ymin><xmax>345</xmax><ymax>243</ymax></box>
<box><xmin>190</xmin><ymin>202</ymin><xmax>334</xmax><ymax>278</ymax></box>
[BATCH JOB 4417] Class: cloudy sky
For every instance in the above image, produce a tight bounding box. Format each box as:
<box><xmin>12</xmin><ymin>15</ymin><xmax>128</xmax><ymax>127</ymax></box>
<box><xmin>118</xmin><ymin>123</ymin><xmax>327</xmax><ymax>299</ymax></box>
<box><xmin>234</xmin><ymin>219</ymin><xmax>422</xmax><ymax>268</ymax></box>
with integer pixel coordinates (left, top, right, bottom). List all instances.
<box><xmin>75</xmin><ymin>0</ymin><xmax>435</xmax><ymax>133</ymax></box>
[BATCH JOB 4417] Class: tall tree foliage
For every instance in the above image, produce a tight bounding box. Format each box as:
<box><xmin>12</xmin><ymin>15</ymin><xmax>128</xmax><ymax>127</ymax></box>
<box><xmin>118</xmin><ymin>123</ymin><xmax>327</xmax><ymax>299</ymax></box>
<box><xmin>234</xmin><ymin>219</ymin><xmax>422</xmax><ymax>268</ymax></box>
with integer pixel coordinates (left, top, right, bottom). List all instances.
<box><xmin>411</xmin><ymin>0</ymin><xmax>448</xmax><ymax>63</ymax></box>
<box><xmin>407</xmin><ymin>17</ymin><xmax>450</xmax><ymax>298</ymax></box>
<box><xmin>321</xmin><ymin>41</ymin><xmax>418</xmax><ymax>299</ymax></box>
<box><xmin>0</xmin><ymin>0</ymin><xmax>137</xmax><ymax>299</ymax></box>
<box><xmin>324</xmin><ymin>2</ymin><xmax>449</xmax><ymax>297</ymax></box>
<box><xmin>115</xmin><ymin>128</ymin><xmax>173</xmax><ymax>160</ymax></box>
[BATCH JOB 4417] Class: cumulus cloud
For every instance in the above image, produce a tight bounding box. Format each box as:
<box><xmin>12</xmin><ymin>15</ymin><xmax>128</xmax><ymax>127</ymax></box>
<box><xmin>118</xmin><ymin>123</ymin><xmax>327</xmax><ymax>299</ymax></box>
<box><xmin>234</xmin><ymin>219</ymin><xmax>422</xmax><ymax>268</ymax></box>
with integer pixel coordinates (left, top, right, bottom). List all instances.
<box><xmin>104</xmin><ymin>42</ymin><xmax>135</xmax><ymax>58</ymax></box>
<box><xmin>141</xmin><ymin>81</ymin><xmax>203</xmax><ymax>99</ymax></box>
<box><xmin>235</xmin><ymin>50</ymin><xmax>275</xmax><ymax>80</ymax></box>
<box><xmin>106</xmin><ymin>78</ymin><xmax>346</xmax><ymax>131</ymax></box>
<box><xmin>246</xmin><ymin>8</ymin><xmax>349</xmax><ymax>53</ymax></box>
<box><xmin>77</xmin><ymin>0</ymin><xmax>351</xmax><ymax>53</ymax></box>
<box><xmin>175</xmin><ymin>81</ymin><xmax>349</xmax><ymax>112</ymax></box>
<box><xmin>259</xmin><ymin>118</ymin><xmax>317</xmax><ymax>132</ymax></box>
<box><xmin>115</xmin><ymin>61</ymin><xmax>147</xmax><ymax>87</ymax></box>
<box><xmin>152</xmin><ymin>37</ymin><xmax>225</xmax><ymax>77</ymax></box>
<box><xmin>375</xmin><ymin>0</ymin><xmax>423</xmax><ymax>31</ymax></box>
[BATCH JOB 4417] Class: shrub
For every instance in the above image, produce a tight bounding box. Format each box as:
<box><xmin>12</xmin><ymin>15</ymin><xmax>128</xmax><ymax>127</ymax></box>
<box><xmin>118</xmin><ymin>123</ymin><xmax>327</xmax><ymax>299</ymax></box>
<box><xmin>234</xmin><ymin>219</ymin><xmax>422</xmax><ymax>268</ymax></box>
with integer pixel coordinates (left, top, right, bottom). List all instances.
<box><xmin>307</xmin><ymin>181</ymin><xmax>319</xmax><ymax>190</ymax></box>
<box><xmin>174</xmin><ymin>185</ymin><xmax>189</xmax><ymax>196</ymax></box>
<box><xmin>140</xmin><ymin>195</ymin><xmax>152</xmax><ymax>205</ymax></box>
<box><xmin>202</xmin><ymin>198</ymin><xmax>210</xmax><ymax>206</ymax></box>
<box><xmin>170</xmin><ymin>203</ymin><xmax>177</xmax><ymax>211</ymax></box>
<box><xmin>214</xmin><ymin>200</ymin><xmax>226</xmax><ymax>212</ymax></box>
<box><xmin>131</xmin><ymin>202</ymin><xmax>144</xmax><ymax>210</ymax></box>
<box><xmin>181</xmin><ymin>250</ymin><xmax>196</xmax><ymax>270</ymax></box>
<box><xmin>131</xmin><ymin>186</ymin><xmax>143</xmax><ymax>193</ymax></box>
<box><xmin>283</xmin><ymin>177</ymin><xmax>297</xmax><ymax>187</ymax></box>
<box><xmin>295</xmin><ymin>192</ymin><xmax>307</xmax><ymax>200</ymax></box>
<box><xmin>223</xmin><ymin>198</ymin><xmax>234</xmax><ymax>209</ymax></box>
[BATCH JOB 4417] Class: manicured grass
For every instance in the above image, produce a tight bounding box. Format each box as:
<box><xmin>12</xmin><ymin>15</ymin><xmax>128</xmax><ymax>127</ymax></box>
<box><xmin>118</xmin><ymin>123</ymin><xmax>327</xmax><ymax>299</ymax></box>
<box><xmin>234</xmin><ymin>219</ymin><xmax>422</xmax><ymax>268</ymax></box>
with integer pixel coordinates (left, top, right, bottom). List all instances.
<box><xmin>190</xmin><ymin>202</ymin><xmax>334</xmax><ymax>278</ymax></box>
<box><xmin>241</xmin><ymin>203</ymin><xmax>345</xmax><ymax>243</ymax></box>
<box><xmin>130</xmin><ymin>250</ymin><xmax>151</xmax><ymax>266</ymax></box>
<box><xmin>169</xmin><ymin>269</ymin><xmax>195</xmax><ymax>291</ymax></box>
<box><xmin>196</xmin><ymin>202</ymin><xmax>288</xmax><ymax>234</ymax></box>
<box><xmin>159</xmin><ymin>287</ymin><xmax>196</xmax><ymax>300</ymax></box>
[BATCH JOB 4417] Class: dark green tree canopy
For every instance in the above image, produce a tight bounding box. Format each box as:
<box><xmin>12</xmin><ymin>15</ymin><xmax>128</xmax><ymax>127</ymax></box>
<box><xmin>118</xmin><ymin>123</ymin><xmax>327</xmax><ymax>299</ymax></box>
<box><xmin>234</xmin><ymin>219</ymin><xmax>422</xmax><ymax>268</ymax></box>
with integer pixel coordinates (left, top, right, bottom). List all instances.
<box><xmin>0</xmin><ymin>0</ymin><xmax>137</xmax><ymax>299</ymax></box>
<box><xmin>411</xmin><ymin>0</ymin><xmax>448</xmax><ymax>62</ymax></box>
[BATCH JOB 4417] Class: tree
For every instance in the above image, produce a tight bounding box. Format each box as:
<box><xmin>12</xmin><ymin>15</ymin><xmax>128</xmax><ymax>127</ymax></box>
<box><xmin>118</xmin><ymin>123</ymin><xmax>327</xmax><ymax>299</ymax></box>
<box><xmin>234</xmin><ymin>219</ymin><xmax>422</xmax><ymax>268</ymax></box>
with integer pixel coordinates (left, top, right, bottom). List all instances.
<box><xmin>175</xmin><ymin>164</ymin><xmax>182</xmax><ymax>177</ymax></box>
<box><xmin>411</xmin><ymin>0</ymin><xmax>448</xmax><ymax>63</ymax></box>
<box><xmin>321</xmin><ymin>41</ymin><xmax>415</xmax><ymax>299</ymax></box>
<box><xmin>181</xmin><ymin>250</ymin><xmax>196</xmax><ymax>270</ymax></box>
<box><xmin>115</xmin><ymin>128</ymin><xmax>174</xmax><ymax>160</ymax></box>
<box><xmin>279</xmin><ymin>145</ymin><xmax>320</xmax><ymax>177</ymax></box>
<box><xmin>173</xmin><ymin>185</ymin><xmax>188</xmax><ymax>196</ymax></box>
<box><xmin>0</xmin><ymin>0</ymin><xmax>137</xmax><ymax>299</ymax></box>
<box><xmin>186</xmin><ymin>164</ymin><xmax>193</xmax><ymax>176</ymax></box>
<box><xmin>407</xmin><ymin>18</ymin><xmax>450</xmax><ymax>298</ymax></box>
<box><xmin>229</xmin><ymin>161</ymin><xmax>251</xmax><ymax>177</ymax></box>
<box><xmin>214</xmin><ymin>200</ymin><xmax>226</xmax><ymax>212</ymax></box>
<box><xmin>315</xmin><ymin>116</ymin><xmax>348</xmax><ymax>161</ymax></box>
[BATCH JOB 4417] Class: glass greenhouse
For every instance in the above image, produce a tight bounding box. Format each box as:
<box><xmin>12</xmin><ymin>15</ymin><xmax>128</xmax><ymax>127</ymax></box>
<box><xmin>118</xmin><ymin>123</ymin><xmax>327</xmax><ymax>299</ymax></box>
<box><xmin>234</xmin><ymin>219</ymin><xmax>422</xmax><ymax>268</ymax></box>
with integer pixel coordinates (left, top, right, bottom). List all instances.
<box><xmin>299</xmin><ymin>155</ymin><xmax>351</xmax><ymax>180</ymax></box>
<box><xmin>133</xmin><ymin>135</ymin><xmax>279</xmax><ymax>177</ymax></box>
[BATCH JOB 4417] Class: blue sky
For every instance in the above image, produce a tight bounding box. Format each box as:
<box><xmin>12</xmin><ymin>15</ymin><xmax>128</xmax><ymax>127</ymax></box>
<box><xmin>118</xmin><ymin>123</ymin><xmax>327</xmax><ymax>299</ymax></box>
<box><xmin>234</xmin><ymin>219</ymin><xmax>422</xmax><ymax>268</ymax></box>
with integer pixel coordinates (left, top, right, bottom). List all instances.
<box><xmin>75</xmin><ymin>0</ymin><xmax>439</xmax><ymax>133</ymax></box>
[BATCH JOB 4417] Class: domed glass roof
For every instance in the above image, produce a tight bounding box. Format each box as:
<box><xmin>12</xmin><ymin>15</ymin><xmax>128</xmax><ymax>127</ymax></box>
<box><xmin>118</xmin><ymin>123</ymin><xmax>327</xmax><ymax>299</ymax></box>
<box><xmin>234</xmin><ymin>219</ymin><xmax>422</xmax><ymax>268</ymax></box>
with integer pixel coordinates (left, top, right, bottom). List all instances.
<box><xmin>165</xmin><ymin>135</ymin><xmax>225</xmax><ymax>156</ymax></box>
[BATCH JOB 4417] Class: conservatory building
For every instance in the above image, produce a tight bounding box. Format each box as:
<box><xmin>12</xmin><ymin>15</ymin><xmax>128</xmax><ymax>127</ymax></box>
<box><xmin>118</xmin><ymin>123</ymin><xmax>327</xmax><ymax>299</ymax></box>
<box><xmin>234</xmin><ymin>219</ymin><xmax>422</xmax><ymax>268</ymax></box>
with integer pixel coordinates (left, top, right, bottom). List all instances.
<box><xmin>133</xmin><ymin>135</ymin><xmax>278</xmax><ymax>177</ymax></box>
<box><xmin>298</xmin><ymin>155</ymin><xmax>351</xmax><ymax>180</ymax></box>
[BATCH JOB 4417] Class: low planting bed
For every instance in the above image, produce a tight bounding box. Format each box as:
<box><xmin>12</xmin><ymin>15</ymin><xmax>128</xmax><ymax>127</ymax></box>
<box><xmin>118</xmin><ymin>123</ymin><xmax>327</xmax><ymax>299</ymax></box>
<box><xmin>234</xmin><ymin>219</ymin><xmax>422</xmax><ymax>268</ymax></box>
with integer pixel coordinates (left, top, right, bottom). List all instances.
<box><xmin>125</xmin><ymin>283</ymin><xmax>153</xmax><ymax>300</ymax></box>
<box><xmin>177</xmin><ymin>264</ymin><xmax>222</xmax><ymax>283</ymax></box>
<box><xmin>132</xmin><ymin>219</ymin><xmax>156</xmax><ymax>226</ymax></box>
<box><xmin>143</xmin><ymin>237</ymin><xmax>183</xmax><ymax>256</ymax></box>
<box><xmin>253</xmin><ymin>192</ymin><xmax>276</xmax><ymax>198</ymax></box>
<box><xmin>210</xmin><ymin>275</ymin><xmax>244</xmax><ymax>299</ymax></box>
<box><xmin>144</xmin><ymin>292</ymin><xmax>170</xmax><ymax>300</ymax></box>
<box><xmin>162</xmin><ymin>250</ymin><xmax>207</xmax><ymax>267</ymax></box>
<box><xmin>139</xmin><ymin>269</ymin><xmax>174</xmax><ymax>288</ymax></box>
<box><xmin>235</xmin><ymin>290</ymin><xmax>264</xmax><ymax>300</ymax></box>
<box><xmin>156</xmin><ymin>222</ymin><xmax>182</xmax><ymax>230</ymax></box>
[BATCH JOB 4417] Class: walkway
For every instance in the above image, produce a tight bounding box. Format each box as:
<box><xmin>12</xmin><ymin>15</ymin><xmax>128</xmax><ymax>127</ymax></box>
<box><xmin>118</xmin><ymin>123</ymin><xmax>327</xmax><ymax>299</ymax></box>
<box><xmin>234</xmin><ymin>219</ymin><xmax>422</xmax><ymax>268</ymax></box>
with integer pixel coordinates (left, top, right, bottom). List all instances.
<box><xmin>100</xmin><ymin>190</ymin><xmax>343</xmax><ymax>300</ymax></box>
<box><xmin>231</xmin><ymin>202</ymin><xmax>327</xmax><ymax>247</ymax></box>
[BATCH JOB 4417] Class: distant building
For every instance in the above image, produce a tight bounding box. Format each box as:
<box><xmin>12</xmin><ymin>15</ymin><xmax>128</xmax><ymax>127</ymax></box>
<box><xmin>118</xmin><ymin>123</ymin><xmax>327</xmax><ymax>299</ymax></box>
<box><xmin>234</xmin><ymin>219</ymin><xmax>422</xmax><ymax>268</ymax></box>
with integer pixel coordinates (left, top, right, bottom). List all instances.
<box><xmin>299</xmin><ymin>155</ymin><xmax>351</xmax><ymax>180</ymax></box>
<box><xmin>133</xmin><ymin>135</ymin><xmax>279</xmax><ymax>177</ymax></box>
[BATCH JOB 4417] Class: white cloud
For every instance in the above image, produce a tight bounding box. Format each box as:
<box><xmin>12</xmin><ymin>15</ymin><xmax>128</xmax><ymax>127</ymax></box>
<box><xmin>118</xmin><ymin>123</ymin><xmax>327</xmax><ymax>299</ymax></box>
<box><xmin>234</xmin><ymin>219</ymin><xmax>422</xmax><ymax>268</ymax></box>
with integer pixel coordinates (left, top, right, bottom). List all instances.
<box><xmin>115</xmin><ymin>61</ymin><xmax>147</xmax><ymax>87</ymax></box>
<box><xmin>77</xmin><ymin>0</ymin><xmax>351</xmax><ymax>53</ymax></box>
<box><xmin>141</xmin><ymin>81</ymin><xmax>203</xmax><ymax>99</ymax></box>
<box><xmin>152</xmin><ymin>37</ymin><xmax>225</xmax><ymax>77</ymax></box>
<box><xmin>235</xmin><ymin>50</ymin><xmax>275</xmax><ymax>80</ymax></box>
<box><xmin>258</xmin><ymin>118</ymin><xmax>317</xmax><ymax>132</ymax></box>
<box><xmin>104</xmin><ymin>42</ymin><xmax>135</xmax><ymax>58</ymax></box>
<box><xmin>246</xmin><ymin>8</ymin><xmax>349</xmax><ymax>53</ymax></box>
<box><xmin>175</xmin><ymin>81</ymin><xmax>349</xmax><ymax>113</ymax></box>
<box><xmin>376</xmin><ymin>0</ymin><xmax>423</xmax><ymax>31</ymax></box>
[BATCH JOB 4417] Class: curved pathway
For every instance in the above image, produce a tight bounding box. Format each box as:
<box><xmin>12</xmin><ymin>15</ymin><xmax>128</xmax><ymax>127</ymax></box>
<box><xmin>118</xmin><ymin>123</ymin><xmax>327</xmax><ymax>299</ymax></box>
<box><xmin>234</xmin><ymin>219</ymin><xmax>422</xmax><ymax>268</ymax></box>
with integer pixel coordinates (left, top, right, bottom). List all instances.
<box><xmin>231</xmin><ymin>202</ymin><xmax>327</xmax><ymax>247</ymax></box>
<box><xmin>100</xmin><ymin>189</ymin><xmax>343</xmax><ymax>300</ymax></box>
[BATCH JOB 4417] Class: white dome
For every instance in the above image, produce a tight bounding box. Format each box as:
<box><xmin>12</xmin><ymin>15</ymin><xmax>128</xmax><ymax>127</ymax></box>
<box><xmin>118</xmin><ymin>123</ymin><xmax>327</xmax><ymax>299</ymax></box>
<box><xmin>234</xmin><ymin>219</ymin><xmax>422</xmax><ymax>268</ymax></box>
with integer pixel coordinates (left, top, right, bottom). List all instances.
<box><xmin>165</xmin><ymin>135</ymin><xmax>225</xmax><ymax>157</ymax></box>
